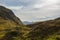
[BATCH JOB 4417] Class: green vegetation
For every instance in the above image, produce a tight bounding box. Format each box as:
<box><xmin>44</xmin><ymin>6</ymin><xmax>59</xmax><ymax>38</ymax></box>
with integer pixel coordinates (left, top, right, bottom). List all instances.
<box><xmin>0</xmin><ymin>6</ymin><xmax>60</xmax><ymax>40</ymax></box>
<box><xmin>26</xmin><ymin>17</ymin><xmax>60</xmax><ymax>40</ymax></box>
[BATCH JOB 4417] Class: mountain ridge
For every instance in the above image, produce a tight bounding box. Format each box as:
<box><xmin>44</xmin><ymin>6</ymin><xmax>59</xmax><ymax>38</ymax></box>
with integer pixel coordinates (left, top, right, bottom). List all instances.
<box><xmin>26</xmin><ymin>17</ymin><xmax>60</xmax><ymax>40</ymax></box>
<box><xmin>0</xmin><ymin>6</ymin><xmax>60</xmax><ymax>40</ymax></box>
<box><xmin>0</xmin><ymin>6</ymin><xmax>30</xmax><ymax>40</ymax></box>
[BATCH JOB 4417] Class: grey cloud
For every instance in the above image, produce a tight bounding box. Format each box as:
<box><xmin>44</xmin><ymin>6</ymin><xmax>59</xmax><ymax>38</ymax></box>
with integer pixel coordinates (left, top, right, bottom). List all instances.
<box><xmin>0</xmin><ymin>0</ymin><xmax>60</xmax><ymax>22</ymax></box>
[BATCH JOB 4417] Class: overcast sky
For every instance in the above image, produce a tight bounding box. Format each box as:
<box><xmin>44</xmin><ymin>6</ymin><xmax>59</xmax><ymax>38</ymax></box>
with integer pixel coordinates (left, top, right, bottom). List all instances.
<box><xmin>0</xmin><ymin>0</ymin><xmax>60</xmax><ymax>22</ymax></box>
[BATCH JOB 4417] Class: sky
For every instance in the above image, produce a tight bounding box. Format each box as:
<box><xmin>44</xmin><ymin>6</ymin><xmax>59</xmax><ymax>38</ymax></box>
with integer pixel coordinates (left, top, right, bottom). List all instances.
<box><xmin>0</xmin><ymin>0</ymin><xmax>60</xmax><ymax>22</ymax></box>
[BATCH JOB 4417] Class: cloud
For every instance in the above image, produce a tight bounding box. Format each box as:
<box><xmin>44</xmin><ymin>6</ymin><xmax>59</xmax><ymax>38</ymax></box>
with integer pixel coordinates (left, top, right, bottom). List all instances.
<box><xmin>15</xmin><ymin>2</ymin><xmax>59</xmax><ymax>21</ymax></box>
<box><xmin>7</xmin><ymin>6</ymin><xmax>23</xmax><ymax>10</ymax></box>
<box><xmin>0</xmin><ymin>3</ymin><xmax>6</xmax><ymax>6</ymax></box>
<box><xmin>0</xmin><ymin>0</ymin><xmax>60</xmax><ymax>22</ymax></box>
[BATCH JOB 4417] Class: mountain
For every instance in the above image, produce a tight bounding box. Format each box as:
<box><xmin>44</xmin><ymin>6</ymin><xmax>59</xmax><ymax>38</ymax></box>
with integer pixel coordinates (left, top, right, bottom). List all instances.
<box><xmin>0</xmin><ymin>6</ymin><xmax>30</xmax><ymax>40</ymax></box>
<box><xmin>26</xmin><ymin>17</ymin><xmax>60</xmax><ymax>40</ymax></box>
<box><xmin>23</xmin><ymin>21</ymin><xmax>33</xmax><ymax>25</ymax></box>
<box><xmin>0</xmin><ymin>6</ymin><xmax>60</xmax><ymax>40</ymax></box>
<box><xmin>0</xmin><ymin>6</ymin><xmax>24</xmax><ymax>28</ymax></box>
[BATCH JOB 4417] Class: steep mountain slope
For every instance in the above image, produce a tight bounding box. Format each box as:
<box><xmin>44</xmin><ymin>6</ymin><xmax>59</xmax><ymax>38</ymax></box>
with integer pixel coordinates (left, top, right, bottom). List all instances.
<box><xmin>0</xmin><ymin>6</ymin><xmax>23</xmax><ymax>29</ymax></box>
<box><xmin>0</xmin><ymin>6</ymin><xmax>30</xmax><ymax>40</ymax></box>
<box><xmin>0</xmin><ymin>6</ymin><xmax>60</xmax><ymax>40</ymax></box>
<box><xmin>27</xmin><ymin>17</ymin><xmax>60</xmax><ymax>40</ymax></box>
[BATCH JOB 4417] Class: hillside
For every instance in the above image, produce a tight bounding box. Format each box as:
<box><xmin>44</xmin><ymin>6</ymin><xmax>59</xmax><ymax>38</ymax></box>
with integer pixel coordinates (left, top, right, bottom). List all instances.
<box><xmin>0</xmin><ymin>6</ymin><xmax>60</xmax><ymax>40</ymax></box>
<box><xmin>0</xmin><ymin>6</ymin><xmax>30</xmax><ymax>40</ymax></box>
<box><xmin>26</xmin><ymin>17</ymin><xmax>60</xmax><ymax>40</ymax></box>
